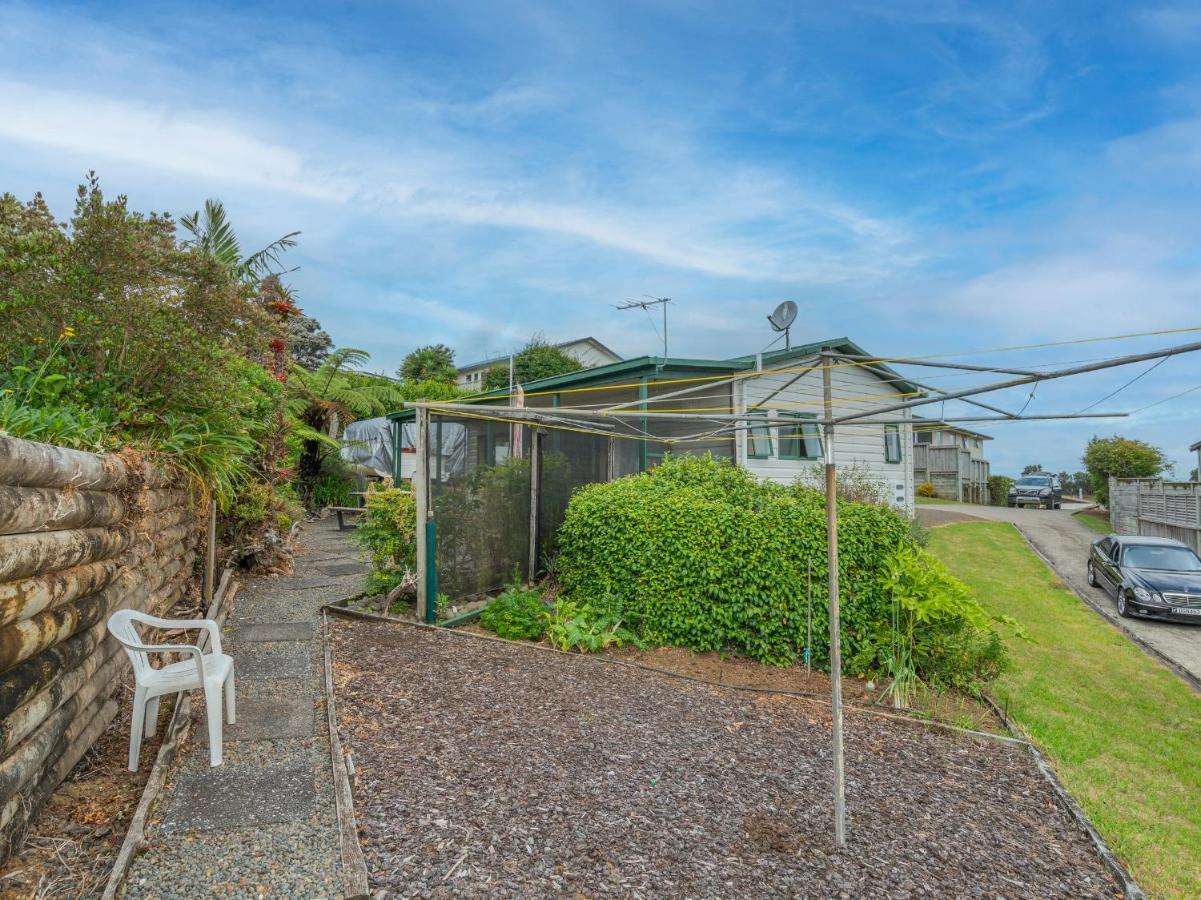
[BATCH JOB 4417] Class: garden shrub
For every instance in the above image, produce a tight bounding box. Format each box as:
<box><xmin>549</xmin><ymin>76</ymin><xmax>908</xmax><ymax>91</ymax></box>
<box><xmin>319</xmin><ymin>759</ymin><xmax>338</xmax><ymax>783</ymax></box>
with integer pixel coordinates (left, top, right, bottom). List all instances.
<box><xmin>917</xmin><ymin>481</ymin><xmax>937</xmax><ymax>498</ymax></box>
<box><xmin>546</xmin><ymin>596</ymin><xmax>640</xmax><ymax>652</ymax></box>
<box><xmin>354</xmin><ymin>487</ymin><xmax>417</xmax><ymax>595</ymax></box>
<box><xmin>479</xmin><ymin>583</ymin><xmax>548</xmax><ymax>640</ymax></box>
<box><xmin>557</xmin><ymin>454</ymin><xmax>1006</xmax><ymax>688</ymax></box>
<box><xmin>987</xmin><ymin>475</ymin><xmax>1014</xmax><ymax>506</ymax></box>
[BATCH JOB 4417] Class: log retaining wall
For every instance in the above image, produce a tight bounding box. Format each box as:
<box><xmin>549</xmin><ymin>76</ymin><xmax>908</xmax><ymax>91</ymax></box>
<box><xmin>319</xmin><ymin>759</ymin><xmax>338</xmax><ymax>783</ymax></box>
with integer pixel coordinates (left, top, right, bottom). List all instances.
<box><xmin>0</xmin><ymin>436</ymin><xmax>201</xmax><ymax>855</ymax></box>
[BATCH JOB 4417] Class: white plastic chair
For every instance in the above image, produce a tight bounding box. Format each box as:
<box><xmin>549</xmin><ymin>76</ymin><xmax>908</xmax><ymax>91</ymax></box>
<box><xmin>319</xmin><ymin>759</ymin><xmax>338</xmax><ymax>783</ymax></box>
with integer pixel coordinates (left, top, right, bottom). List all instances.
<box><xmin>107</xmin><ymin>609</ymin><xmax>236</xmax><ymax>770</ymax></box>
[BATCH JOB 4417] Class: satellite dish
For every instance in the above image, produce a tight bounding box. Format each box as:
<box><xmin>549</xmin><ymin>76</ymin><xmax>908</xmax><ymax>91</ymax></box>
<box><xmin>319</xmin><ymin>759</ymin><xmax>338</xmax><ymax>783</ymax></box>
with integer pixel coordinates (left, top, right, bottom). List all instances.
<box><xmin>767</xmin><ymin>301</ymin><xmax>798</xmax><ymax>332</ymax></box>
<box><xmin>767</xmin><ymin>301</ymin><xmax>797</xmax><ymax>350</ymax></box>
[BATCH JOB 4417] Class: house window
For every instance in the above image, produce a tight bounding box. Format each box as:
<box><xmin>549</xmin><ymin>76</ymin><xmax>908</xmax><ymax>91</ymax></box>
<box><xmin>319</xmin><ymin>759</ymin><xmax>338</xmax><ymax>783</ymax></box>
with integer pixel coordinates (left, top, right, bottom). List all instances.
<box><xmin>777</xmin><ymin>414</ymin><xmax>823</xmax><ymax>460</ymax></box>
<box><xmin>914</xmin><ymin>431</ymin><xmax>932</xmax><ymax>445</ymax></box>
<box><xmin>883</xmin><ymin>424</ymin><xmax>902</xmax><ymax>464</ymax></box>
<box><xmin>747</xmin><ymin>411</ymin><xmax>773</xmax><ymax>459</ymax></box>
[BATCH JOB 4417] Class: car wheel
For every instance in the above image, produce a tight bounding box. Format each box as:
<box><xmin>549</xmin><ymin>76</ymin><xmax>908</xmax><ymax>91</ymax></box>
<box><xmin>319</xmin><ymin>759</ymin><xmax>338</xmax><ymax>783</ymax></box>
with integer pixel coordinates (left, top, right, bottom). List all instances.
<box><xmin>1087</xmin><ymin>561</ymin><xmax>1097</xmax><ymax>587</ymax></box>
<box><xmin>1117</xmin><ymin>591</ymin><xmax>1132</xmax><ymax>618</ymax></box>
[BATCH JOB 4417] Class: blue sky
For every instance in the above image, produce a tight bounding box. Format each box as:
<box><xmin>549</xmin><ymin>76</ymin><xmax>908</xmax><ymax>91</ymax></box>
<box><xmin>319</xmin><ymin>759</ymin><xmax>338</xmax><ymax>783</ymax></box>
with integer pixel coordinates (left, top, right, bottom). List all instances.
<box><xmin>3</xmin><ymin>0</ymin><xmax>1201</xmax><ymax>476</ymax></box>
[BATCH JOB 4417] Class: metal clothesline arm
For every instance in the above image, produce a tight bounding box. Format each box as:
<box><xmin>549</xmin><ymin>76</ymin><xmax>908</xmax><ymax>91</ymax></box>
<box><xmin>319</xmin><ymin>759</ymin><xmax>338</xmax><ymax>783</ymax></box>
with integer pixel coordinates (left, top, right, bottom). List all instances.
<box><xmin>832</xmin><ymin>339</ymin><xmax>1201</xmax><ymax>424</ymax></box>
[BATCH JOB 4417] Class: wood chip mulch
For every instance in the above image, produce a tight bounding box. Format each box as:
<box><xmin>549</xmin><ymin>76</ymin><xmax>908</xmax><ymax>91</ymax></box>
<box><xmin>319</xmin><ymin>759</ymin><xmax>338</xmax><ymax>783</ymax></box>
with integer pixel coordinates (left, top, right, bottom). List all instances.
<box><xmin>331</xmin><ymin>619</ymin><xmax>1121</xmax><ymax>899</ymax></box>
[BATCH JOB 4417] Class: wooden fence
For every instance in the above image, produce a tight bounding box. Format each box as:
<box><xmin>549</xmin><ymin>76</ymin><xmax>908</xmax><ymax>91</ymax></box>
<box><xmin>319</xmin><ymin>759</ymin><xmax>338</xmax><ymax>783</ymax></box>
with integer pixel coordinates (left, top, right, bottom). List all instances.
<box><xmin>1109</xmin><ymin>477</ymin><xmax>1201</xmax><ymax>554</ymax></box>
<box><xmin>913</xmin><ymin>444</ymin><xmax>991</xmax><ymax>504</ymax></box>
<box><xmin>0</xmin><ymin>436</ymin><xmax>200</xmax><ymax>856</ymax></box>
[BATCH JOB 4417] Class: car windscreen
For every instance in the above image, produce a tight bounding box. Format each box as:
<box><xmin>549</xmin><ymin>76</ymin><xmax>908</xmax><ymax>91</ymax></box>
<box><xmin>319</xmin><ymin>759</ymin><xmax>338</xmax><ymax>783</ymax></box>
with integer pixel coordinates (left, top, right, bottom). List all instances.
<box><xmin>1016</xmin><ymin>476</ymin><xmax>1051</xmax><ymax>486</ymax></box>
<box><xmin>1122</xmin><ymin>545</ymin><xmax>1201</xmax><ymax>572</ymax></box>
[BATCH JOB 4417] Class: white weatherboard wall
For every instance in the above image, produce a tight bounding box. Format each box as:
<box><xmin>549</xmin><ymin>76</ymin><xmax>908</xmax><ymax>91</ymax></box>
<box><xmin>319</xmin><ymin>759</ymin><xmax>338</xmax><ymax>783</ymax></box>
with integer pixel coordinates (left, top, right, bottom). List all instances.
<box><xmin>735</xmin><ymin>364</ymin><xmax>914</xmax><ymax>515</ymax></box>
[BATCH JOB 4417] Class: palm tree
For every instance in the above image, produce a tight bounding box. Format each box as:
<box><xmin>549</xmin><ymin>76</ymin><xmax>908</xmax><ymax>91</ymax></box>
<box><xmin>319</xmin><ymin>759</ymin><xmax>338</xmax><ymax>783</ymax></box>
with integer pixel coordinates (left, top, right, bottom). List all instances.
<box><xmin>180</xmin><ymin>198</ymin><xmax>300</xmax><ymax>281</ymax></box>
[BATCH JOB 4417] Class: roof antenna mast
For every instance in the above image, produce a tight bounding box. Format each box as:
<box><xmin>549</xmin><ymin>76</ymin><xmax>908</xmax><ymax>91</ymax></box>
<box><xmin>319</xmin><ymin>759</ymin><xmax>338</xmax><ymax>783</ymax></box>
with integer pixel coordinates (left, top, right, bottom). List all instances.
<box><xmin>616</xmin><ymin>296</ymin><xmax>671</xmax><ymax>357</ymax></box>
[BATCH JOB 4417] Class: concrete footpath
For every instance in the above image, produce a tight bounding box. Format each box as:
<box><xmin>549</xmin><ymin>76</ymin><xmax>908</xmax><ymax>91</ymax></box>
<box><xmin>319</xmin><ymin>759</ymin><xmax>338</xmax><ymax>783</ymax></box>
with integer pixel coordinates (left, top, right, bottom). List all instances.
<box><xmin>120</xmin><ymin>521</ymin><xmax>367</xmax><ymax>898</ymax></box>
<box><xmin>920</xmin><ymin>502</ymin><xmax>1201</xmax><ymax>688</ymax></box>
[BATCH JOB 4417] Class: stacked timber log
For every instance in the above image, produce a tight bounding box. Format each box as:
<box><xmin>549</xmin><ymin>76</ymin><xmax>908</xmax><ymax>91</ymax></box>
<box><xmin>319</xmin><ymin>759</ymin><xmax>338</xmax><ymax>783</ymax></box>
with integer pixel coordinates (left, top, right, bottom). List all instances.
<box><xmin>0</xmin><ymin>436</ymin><xmax>201</xmax><ymax>856</ymax></box>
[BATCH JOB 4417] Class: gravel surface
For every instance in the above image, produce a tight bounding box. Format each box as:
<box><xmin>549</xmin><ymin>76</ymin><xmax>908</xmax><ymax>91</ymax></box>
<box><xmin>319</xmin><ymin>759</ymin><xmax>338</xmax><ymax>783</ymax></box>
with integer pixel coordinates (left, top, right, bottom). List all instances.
<box><xmin>333</xmin><ymin>620</ymin><xmax>1122</xmax><ymax>899</ymax></box>
<box><xmin>121</xmin><ymin>521</ymin><xmax>365</xmax><ymax>899</ymax></box>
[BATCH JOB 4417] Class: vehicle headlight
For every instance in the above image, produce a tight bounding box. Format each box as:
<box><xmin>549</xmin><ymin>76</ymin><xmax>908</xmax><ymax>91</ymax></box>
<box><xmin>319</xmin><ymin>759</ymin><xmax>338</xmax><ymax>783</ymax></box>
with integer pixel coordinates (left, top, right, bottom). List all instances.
<box><xmin>1132</xmin><ymin>587</ymin><xmax>1159</xmax><ymax>603</ymax></box>
<box><xmin>1039</xmin><ymin>488</ymin><xmax>1051</xmax><ymax>495</ymax></box>
<box><xmin>1008</xmin><ymin>487</ymin><xmax>1016</xmax><ymax>494</ymax></box>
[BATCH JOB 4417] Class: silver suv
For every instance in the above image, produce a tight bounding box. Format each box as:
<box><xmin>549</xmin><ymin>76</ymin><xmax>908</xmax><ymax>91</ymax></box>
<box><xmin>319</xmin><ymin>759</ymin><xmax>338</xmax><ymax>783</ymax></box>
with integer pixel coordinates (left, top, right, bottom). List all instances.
<box><xmin>1007</xmin><ymin>473</ymin><xmax>1062</xmax><ymax>510</ymax></box>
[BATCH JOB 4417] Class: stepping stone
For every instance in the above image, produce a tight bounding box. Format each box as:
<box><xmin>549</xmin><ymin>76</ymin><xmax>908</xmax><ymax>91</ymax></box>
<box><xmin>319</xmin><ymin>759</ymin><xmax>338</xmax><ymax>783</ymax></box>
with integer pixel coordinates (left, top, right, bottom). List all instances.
<box><xmin>279</xmin><ymin>576</ymin><xmax>343</xmax><ymax>589</ymax></box>
<box><xmin>160</xmin><ymin>765</ymin><xmax>316</xmax><ymax>832</ymax></box>
<box><xmin>228</xmin><ymin>694</ymin><xmax>315</xmax><ymax>741</ymax></box>
<box><xmin>234</xmin><ymin>646</ymin><xmax>312</xmax><ymax>679</ymax></box>
<box><xmin>233</xmin><ymin>622</ymin><xmax>313</xmax><ymax>643</ymax></box>
<box><xmin>317</xmin><ymin>562</ymin><xmax>371</xmax><ymax>577</ymax></box>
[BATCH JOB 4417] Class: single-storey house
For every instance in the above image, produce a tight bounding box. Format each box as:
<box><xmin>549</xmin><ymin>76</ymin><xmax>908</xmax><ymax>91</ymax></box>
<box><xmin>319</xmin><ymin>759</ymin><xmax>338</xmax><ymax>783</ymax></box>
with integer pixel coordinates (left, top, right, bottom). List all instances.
<box><xmin>455</xmin><ymin>336</ymin><xmax>622</xmax><ymax>388</ymax></box>
<box><xmin>912</xmin><ymin>418</ymin><xmax>992</xmax><ymax>503</ymax></box>
<box><xmin>390</xmin><ymin>337</ymin><xmax>922</xmax><ymax>513</ymax></box>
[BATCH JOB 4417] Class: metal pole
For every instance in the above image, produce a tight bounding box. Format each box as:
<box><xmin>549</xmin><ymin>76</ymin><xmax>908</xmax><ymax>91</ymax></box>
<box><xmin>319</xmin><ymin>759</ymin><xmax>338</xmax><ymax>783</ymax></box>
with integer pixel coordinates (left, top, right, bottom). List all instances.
<box><xmin>663</xmin><ymin>299</ymin><xmax>668</xmax><ymax>357</ymax></box>
<box><xmin>822</xmin><ymin>354</ymin><xmax>846</xmax><ymax>847</ymax></box>
<box><xmin>414</xmin><ymin>406</ymin><xmax>430</xmax><ymax>622</ymax></box>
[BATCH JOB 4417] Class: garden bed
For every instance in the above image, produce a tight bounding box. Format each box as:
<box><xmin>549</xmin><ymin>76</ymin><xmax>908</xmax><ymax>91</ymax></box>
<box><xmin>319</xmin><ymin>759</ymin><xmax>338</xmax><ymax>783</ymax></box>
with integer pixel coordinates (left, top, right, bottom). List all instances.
<box><xmin>331</xmin><ymin>618</ymin><xmax>1121</xmax><ymax>898</ymax></box>
<box><xmin>0</xmin><ymin>677</ymin><xmax>173</xmax><ymax>899</ymax></box>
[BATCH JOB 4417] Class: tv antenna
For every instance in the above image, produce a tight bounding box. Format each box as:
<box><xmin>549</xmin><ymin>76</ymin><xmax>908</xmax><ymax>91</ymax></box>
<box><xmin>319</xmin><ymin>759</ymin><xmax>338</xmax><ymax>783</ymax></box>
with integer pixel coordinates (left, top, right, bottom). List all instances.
<box><xmin>616</xmin><ymin>296</ymin><xmax>672</xmax><ymax>357</ymax></box>
<box><xmin>767</xmin><ymin>300</ymin><xmax>798</xmax><ymax>351</ymax></box>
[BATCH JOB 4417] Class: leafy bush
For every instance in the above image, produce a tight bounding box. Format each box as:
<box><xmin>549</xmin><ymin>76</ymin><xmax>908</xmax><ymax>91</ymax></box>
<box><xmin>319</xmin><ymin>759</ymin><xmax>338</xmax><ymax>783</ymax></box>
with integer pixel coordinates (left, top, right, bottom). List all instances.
<box><xmin>1083</xmin><ymin>435</ymin><xmax>1169</xmax><ymax>506</ymax></box>
<box><xmin>479</xmin><ymin>583</ymin><xmax>548</xmax><ymax>640</ymax></box>
<box><xmin>803</xmin><ymin>461</ymin><xmax>887</xmax><ymax>504</ymax></box>
<box><xmin>557</xmin><ymin>454</ymin><xmax>1006</xmax><ymax>688</ymax></box>
<box><xmin>547</xmin><ymin>597</ymin><xmax>640</xmax><ymax>652</ymax></box>
<box><xmin>354</xmin><ymin>487</ymin><xmax>417</xmax><ymax>595</ymax></box>
<box><xmin>312</xmin><ymin>454</ymin><xmax>356</xmax><ymax>509</ymax></box>
<box><xmin>879</xmin><ymin>544</ymin><xmax>1008</xmax><ymax>702</ymax></box>
<box><xmin>917</xmin><ymin>481</ymin><xmax>937</xmax><ymax>498</ymax></box>
<box><xmin>987</xmin><ymin>475</ymin><xmax>1014</xmax><ymax>506</ymax></box>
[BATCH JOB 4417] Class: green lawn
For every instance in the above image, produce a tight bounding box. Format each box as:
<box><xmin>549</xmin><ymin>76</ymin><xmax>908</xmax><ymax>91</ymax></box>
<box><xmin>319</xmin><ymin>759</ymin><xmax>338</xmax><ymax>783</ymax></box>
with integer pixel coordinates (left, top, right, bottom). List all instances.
<box><xmin>929</xmin><ymin>521</ymin><xmax>1201</xmax><ymax>899</ymax></box>
<box><xmin>1073</xmin><ymin>509</ymin><xmax>1112</xmax><ymax>535</ymax></box>
<box><xmin>915</xmin><ymin>495</ymin><xmax>959</xmax><ymax>505</ymax></box>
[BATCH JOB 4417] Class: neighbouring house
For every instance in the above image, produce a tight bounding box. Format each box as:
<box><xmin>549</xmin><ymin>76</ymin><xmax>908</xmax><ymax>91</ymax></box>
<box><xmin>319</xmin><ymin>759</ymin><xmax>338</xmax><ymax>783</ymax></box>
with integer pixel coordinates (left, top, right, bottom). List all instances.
<box><xmin>391</xmin><ymin>337</ymin><xmax>921</xmax><ymax>512</ymax></box>
<box><xmin>911</xmin><ymin>418</ymin><xmax>992</xmax><ymax>503</ymax></box>
<box><xmin>1191</xmin><ymin>439</ymin><xmax>1201</xmax><ymax>479</ymax></box>
<box><xmin>455</xmin><ymin>336</ymin><xmax>622</xmax><ymax>388</ymax></box>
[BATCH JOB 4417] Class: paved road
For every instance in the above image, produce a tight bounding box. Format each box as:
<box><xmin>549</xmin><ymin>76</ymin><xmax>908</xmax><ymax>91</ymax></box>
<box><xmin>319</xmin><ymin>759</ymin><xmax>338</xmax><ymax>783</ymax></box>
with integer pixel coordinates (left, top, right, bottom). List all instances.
<box><xmin>919</xmin><ymin>502</ymin><xmax>1201</xmax><ymax>689</ymax></box>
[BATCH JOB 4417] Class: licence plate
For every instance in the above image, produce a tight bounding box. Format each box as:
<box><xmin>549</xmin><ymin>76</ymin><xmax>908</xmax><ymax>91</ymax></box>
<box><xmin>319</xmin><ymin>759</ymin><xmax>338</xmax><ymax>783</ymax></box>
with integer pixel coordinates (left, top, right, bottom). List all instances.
<box><xmin>1174</xmin><ymin>607</ymin><xmax>1201</xmax><ymax>616</ymax></box>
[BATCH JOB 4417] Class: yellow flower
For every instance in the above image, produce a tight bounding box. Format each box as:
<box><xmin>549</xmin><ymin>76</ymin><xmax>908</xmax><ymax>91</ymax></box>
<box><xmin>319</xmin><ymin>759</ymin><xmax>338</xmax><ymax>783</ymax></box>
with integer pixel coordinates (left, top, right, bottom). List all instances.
<box><xmin>60</xmin><ymin>326</ymin><xmax>76</xmax><ymax>339</ymax></box>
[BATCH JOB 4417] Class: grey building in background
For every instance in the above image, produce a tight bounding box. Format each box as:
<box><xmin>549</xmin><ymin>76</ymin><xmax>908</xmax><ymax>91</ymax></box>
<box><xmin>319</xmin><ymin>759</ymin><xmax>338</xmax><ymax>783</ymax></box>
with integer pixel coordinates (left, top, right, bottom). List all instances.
<box><xmin>912</xmin><ymin>418</ymin><xmax>992</xmax><ymax>503</ymax></box>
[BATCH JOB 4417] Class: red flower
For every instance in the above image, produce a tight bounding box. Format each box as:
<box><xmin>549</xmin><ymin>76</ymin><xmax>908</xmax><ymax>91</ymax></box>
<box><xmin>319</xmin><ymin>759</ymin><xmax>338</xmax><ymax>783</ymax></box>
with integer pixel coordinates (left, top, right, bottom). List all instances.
<box><xmin>268</xmin><ymin>337</ymin><xmax>287</xmax><ymax>353</ymax></box>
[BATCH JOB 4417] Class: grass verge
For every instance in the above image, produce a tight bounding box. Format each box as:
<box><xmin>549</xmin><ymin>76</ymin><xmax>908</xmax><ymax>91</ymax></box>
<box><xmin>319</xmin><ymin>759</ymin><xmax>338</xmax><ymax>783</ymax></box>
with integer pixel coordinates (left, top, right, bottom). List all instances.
<box><xmin>1073</xmin><ymin>508</ymin><xmax>1112</xmax><ymax>535</ymax></box>
<box><xmin>915</xmin><ymin>495</ymin><xmax>959</xmax><ymax>505</ymax></box>
<box><xmin>929</xmin><ymin>521</ymin><xmax>1201</xmax><ymax>899</ymax></box>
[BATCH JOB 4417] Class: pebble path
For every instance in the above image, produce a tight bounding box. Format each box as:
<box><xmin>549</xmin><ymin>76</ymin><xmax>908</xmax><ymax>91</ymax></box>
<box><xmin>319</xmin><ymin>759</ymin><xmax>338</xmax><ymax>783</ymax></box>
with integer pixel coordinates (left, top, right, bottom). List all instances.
<box><xmin>122</xmin><ymin>520</ymin><xmax>367</xmax><ymax>899</ymax></box>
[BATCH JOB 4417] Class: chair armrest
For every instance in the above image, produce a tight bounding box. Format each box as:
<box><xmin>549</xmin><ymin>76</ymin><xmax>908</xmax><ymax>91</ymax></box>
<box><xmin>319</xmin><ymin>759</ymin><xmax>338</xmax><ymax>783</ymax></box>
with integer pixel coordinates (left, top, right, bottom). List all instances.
<box><xmin>128</xmin><ymin>614</ymin><xmax>222</xmax><ymax>654</ymax></box>
<box><xmin>112</xmin><ymin>639</ymin><xmax>206</xmax><ymax>679</ymax></box>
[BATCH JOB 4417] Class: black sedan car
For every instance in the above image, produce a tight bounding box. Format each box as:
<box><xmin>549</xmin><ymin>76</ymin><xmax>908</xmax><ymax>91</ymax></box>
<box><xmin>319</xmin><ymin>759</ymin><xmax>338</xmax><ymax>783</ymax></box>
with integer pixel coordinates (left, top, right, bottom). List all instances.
<box><xmin>1087</xmin><ymin>535</ymin><xmax>1201</xmax><ymax>623</ymax></box>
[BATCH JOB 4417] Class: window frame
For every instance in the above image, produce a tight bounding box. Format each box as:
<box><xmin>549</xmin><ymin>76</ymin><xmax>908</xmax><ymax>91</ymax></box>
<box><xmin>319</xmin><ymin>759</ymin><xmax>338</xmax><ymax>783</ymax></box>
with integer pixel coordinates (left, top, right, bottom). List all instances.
<box><xmin>883</xmin><ymin>424</ymin><xmax>903</xmax><ymax>464</ymax></box>
<box><xmin>746</xmin><ymin>410</ymin><xmax>773</xmax><ymax>460</ymax></box>
<box><xmin>776</xmin><ymin>412</ymin><xmax>824</xmax><ymax>461</ymax></box>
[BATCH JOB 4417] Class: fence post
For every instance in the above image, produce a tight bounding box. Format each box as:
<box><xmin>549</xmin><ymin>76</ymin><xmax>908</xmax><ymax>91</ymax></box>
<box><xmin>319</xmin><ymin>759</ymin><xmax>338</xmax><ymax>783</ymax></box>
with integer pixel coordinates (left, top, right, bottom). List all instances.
<box><xmin>528</xmin><ymin>428</ymin><xmax>541</xmax><ymax>580</ymax></box>
<box><xmin>415</xmin><ymin>407</ymin><xmax>430</xmax><ymax>622</ymax></box>
<box><xmin>202</xmin><ymin>499</ymin><xmax>216</xmax><ymax>607</ymax></box>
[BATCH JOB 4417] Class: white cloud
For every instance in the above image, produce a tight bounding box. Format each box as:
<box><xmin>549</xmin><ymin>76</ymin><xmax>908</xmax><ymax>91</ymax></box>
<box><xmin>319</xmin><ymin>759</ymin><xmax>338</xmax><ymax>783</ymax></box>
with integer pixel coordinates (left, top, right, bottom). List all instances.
<box><xmin>0</xmin><ymin>81</ymin><xmax>347</xmax><ymax>200</ymax></box>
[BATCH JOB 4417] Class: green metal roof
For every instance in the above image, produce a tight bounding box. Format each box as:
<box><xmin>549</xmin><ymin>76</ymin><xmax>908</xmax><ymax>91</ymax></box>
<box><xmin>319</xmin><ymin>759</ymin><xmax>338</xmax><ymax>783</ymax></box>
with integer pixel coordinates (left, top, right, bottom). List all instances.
<box><xmin>387</xmin><ymin>336</ymin><xmax>923</xmax><ymax>421</ymax></box>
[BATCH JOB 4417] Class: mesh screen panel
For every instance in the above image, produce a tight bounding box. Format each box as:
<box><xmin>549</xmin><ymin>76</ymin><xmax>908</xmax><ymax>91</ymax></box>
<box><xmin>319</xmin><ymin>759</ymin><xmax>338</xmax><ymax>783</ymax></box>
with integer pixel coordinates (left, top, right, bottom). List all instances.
<box><xmin>428</xmin><ymin>414</ymin><xmax>531</xmax><ymax>600</ymax></box>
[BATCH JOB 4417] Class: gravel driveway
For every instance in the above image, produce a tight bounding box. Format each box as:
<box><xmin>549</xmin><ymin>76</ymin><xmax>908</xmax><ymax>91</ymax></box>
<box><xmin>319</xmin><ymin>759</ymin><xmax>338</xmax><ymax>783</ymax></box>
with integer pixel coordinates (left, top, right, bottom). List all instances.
<box><xmin>919</xmin><ymin>502</ymin><xmax>1201</xmax><ymax>688</ymax></box>
<box><xmin>332</xmin><ymin>619</ymin><xmax>1120</xmax><ymax>898</ymax></box>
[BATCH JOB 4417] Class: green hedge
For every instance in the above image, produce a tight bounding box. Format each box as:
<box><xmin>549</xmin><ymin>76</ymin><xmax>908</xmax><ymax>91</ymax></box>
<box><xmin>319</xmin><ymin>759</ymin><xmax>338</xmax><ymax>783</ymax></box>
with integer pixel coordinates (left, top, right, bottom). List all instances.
<box><xmin>557</xmin><ymin>455</ymin><xmax>1004</xmax><ymax>686</ymax></box>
